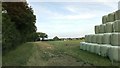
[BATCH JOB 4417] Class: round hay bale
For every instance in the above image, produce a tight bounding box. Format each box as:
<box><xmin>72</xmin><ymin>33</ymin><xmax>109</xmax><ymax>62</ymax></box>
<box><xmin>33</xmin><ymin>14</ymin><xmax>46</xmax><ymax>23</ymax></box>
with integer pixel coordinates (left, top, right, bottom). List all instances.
<box><xmin>108</xmin><ymin>46</ymin><xmax>120</xmax><ymax>62</ymax></box>
<box><xmin>115</xmin><ymin>10</ymin><xmax>120</xmax><ymax>20</ymax></box>
<box><xmin>113</xmin><ymin>20</ymin><xmax>120</xmax><ymax>32</ymax></box>
<box><xmin>103</xmin><ymin>33</ymin><xmax>112</xmax><ymax>44</ymax></box>
<box><xmin>95</xmin><ymin>25</ymin><xmax>100</xmax><ymax>34</ymax></box>
<box><xmin>96</xmin><ymin>34</ymin><xmax>104</xmax><ymax>44</ymax></box>
<box><xmin>102</xmin><ymin>15</ymin><xmax>108</xmax><ymax>24</ymax></box>
<box><xmin>99</xmin><ymin>24</ymin><xmax>106</xmax><ymax>33</ymax></box>
<box><xmin>111</xmin><ymin>33</ymin><xmax>120</xmax><ymax>46</ymax></box>
<box><xmin>108</xmin><ymin>13</ymin><xmax>115</xmax><ymax>22</ymax></box>
<box><xmin>100</xmin><ymin>44</ymin><xmax>111</xmax><ymax>57</ymax></box>
<box><xmin>105</xmin><ymin>22</ymin><xmax>114</xmax><ymax>33</ymax></box>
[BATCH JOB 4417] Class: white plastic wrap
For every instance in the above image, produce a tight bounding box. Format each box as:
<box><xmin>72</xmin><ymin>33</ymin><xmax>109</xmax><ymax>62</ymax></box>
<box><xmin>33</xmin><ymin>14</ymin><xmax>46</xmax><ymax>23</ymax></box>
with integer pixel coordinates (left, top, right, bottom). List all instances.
<box><xmin>113</xmin><ymin>20</ymin><xmax>120</xmax><ymax>32</ymax></box>
<box><xmin>96</xmin><ymin>45</ymin><xmax>101</xmax><ymax>55</ymax></box>
<box><xmin>80</xmin><ymin>42</ymin><xmax>85</xmax><ymax>50</ymax></box>
<box><xmin>95</xmin><ymin>25</ymin><xmax>100</xmax><ymax>34</ymax></box>
<box><xmin>96</xmin><ymin>34</ymin><xmax>104</xmax><ymax>44</ymax></box>
<box><xmin>111</xmin><ymin>33</ymin><xmax>120</xmax><ymax>46</ymax></box>
<box><xmin>100</xmin><ymin>44</ymin><xmax>111</xmax><ymax>57</ymax></box>
<box><xmin>108</xmin><ymin>13</ymin><xmax>115</xmax><ymax>22</ymax></box>
<box><xmin>115</xmin><ymin>10</ymin><xmax>120</xmax><ymax>20</ymax></box>
<box><xmin>88</xmin><ymin>35</ymin><xmax>92</xmax><ymax>43</ymax></box>
<box><xmin>92</xmin><ymin>35</ymin><xmax>97</xmax><ymax>43</ymax></box>
<box><xmin>85</xmin><ymin>35</ymin><xmax>89</xmax><ymax>42</ymax></box>
<box><xmin>86</xmin><ymin>43</ymin><xmax>91</xmax><ymax>51</ymax></box>
<box><xmin>103</xmin><ymin>33</ymin><xmax>112</xmax><ymax>44</ymax></box>
<box><xmin>102</xmin><ymin>15</ymin><xmax>108</xmax><ymax>24</ymax></box>
<box><xmin>108</xmin><ymin>46</ymin><xmax>120</xmax><ymax>62</ymax></box>
<box><xmin>99</xmin><ymin>24</ymin><xmax>106</xmax><ymax>33</ymax></box>
<box><xmin>105</xmin><ymin>22</ymin><xmax>114</xmax><ymax>33</ymax></box>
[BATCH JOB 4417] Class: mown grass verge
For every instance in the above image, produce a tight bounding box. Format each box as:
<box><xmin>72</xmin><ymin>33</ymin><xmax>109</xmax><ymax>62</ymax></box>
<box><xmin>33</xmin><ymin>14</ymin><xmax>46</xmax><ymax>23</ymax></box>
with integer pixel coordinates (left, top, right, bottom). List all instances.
<box><xmin>2</xmin><ymin>42</ymin><xmax>35</xmax><ymax>66</ymax></box>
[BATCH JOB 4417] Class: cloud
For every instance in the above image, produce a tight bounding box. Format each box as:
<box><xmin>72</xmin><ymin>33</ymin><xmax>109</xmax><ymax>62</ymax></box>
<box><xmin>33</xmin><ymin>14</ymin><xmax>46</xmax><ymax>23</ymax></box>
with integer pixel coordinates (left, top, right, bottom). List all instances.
<box><xmin>53</xmin><ymin>14</ymin><xmax>96</xmax><ymax>20</ymax></box>
<box><xmin>28</xmin><ymin>2</ymin><xmax>119</xmax><ymax>38</ymax></box>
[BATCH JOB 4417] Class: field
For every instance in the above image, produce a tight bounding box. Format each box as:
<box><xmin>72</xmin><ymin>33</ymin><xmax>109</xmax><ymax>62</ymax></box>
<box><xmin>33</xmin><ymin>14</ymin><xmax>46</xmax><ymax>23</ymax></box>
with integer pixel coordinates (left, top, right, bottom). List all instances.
<box><xmin>2</xmin><ymin>40</ymin><xmax>114</xmax><ymax>66</ymax></box>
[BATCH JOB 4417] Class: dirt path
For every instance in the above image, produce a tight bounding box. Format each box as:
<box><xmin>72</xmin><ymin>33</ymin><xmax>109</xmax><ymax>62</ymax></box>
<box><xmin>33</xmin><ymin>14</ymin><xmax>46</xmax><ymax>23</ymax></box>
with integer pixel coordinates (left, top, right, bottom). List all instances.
<box><xmin>26</xmin><ymin>42</ymin><xmax>92</xmax><ymax>66</ymax></box>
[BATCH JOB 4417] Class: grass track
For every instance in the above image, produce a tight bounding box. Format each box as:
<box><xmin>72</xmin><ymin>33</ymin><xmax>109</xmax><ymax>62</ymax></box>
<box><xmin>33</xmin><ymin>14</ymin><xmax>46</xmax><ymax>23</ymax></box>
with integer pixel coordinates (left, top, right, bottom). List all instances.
<box><xmin>2</xmin><ymin>40</ymin><xmax>114</xmax><ymax>66</ymax></box>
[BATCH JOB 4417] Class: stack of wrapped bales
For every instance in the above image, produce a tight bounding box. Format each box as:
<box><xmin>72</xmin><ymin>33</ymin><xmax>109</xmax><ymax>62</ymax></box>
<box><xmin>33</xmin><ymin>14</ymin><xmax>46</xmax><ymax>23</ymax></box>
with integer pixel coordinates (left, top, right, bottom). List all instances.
<box><xmin>80</xmin><ymin>4</ymin><xmax>120</xmax><ymax>63</ymax></box>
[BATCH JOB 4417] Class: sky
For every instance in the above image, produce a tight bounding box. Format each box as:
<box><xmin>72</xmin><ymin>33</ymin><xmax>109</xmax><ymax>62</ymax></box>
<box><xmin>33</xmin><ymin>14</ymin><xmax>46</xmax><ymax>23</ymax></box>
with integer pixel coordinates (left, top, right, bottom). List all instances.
<box><xmin>27</xmin><ymin>0</ymin><xmax>119</xmax><ymax>39</ymax></box>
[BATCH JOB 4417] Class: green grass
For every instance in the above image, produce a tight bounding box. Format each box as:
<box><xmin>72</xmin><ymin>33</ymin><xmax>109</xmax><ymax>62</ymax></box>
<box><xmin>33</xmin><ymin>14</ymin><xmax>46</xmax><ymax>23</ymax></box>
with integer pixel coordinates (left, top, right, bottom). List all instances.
<box><xmin>2</xmin><ymin>42</ymin><xmax>35</xmax><ymax>66</ymax></box>
<box><xmin>3</xmin><ymin>39</ymin><xmax>116</xmax><ymax>66</ymax></box>
<box><xmin>47</xmin><ymin>40</ymin><xmax>112</xmax><ymax>66</ymax></box>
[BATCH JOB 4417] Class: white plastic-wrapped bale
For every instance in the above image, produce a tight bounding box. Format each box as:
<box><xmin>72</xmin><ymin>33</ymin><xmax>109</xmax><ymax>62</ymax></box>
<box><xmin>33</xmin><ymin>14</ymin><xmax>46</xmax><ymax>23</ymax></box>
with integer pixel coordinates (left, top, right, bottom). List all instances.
<box><xmin>86</xmin><ymin>43</ymin><xmax>91</xmax><ymax>51</ymax></box>
<box><xmin>96</xmin><ymin>45</ymin><xmax>101</xmax><ymax>55</ymax></box>
<box><xmin>103</xmin><ymin>33</ymin><xmax>112</xmax><ymax>44</ymax></box>
<box><xmin>92</xmin><ymin>44</ymin><xmax>99</xmax><ymax>54</ymax></box>
<box><xmin>99</xmin><ymin>24</ymin><xmax>106</xmax><ymax>33</ymax></box>
<box><xmin>108</xmin><ymin>13</ymin><xmax>115</xmax><ymax>22</ymax></box>
<box><xmin>102</xmin><ymin>15</ymin><xmax>108</xmax><ymax>24</ymax></box>
<box><xmin>115</xmin><ymin>10</ymin><xmax>120</xmax><ymax>20</ymax></box>
<box><xmin>83</xmin><ymin>43</ymin><xmax>87</xmax><ymax>51</ymax></box>
<box><xmin>96</xmin><ymin>34</ymin><xmax>104</xmax><ymax>44</ymax></box>
<box><xmin>80</xmin><ymin>42</ymin><xmax>85</xmax><ymax>50</ymax></box>
<box><xmin>94</xmin><ymin>44</ymin><xmax>99</xmax><ymax>54</ymax></box>
<box><xmin>100</xmin><ymin>44</ymin><xmax>111</xmax><ymax>57</ymax></box>
<box><xmin>111</xmin><ymin>33</ymin><xmax>120</xmax><ymax>46</ymax></box>
<box><xmin>88</xmin><ymin>35</ymin><xmax>92</xmax><ymax>43</ymax></box>
<box><xmin>91</xmin><ymin>35</ymin><xmax>94</xmax><ymax>43</ymax></box>
<box><xmin>91</xmin><ymin>35</ymin><xmax>97</xmax><ymax>43</ymax></box>
<box><xmin>95</xmin><ymin>25</ymin><xmax>100</xmax><ymax>34</ymax></box>
<box><xmin>108</xmin><ymin>46</ymin><xmax>120</xmax><ymax>62</ymax></box>
<box><xmin>85</xmin><ymin>35</ymin><xmax>89</xmax><ymax>42</ymax></box>
<box><xmin>89</xmin><ymin>44</ymin><xmax>96</xmax><ymax>53</ymax></box>
<box><xmin>105</xmin><ymin>22</ymin><xmax>114</xmax><ymax>33</ymax></box>
<box><xmin>113</xmin><ymin>20</ymin><xmax>120</xmax><ymax>32</ymax></box>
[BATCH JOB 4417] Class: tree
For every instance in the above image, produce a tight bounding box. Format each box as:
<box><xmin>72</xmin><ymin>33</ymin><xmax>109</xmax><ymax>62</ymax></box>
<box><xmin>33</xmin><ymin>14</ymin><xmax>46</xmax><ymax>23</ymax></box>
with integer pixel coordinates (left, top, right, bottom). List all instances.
<box><xmin>2</xmin><ymin>2</ymin><xmax>37</xmax><ymax>54</ymax></box>
<box><xmin>37</xmin><ymin>32</ymin><xmax>48</xmax><ymax>41</ymax></box>
<box><xmin>53</xmin><ymin>36</ymin><xmax>59</xmax><ymax>41</ymax></box>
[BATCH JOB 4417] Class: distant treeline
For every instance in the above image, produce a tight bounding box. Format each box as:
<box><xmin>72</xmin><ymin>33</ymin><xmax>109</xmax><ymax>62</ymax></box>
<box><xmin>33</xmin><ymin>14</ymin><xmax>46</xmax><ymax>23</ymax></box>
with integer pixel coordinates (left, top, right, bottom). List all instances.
<box><xmin>45</xmin><ymin>37</ymin><xmax>85</xmax><ymax>41</ymax></box>
<box><xmin>2</xmin><ymin>2</ymin><xmax>38</xmax><ymax>54</ymax></box>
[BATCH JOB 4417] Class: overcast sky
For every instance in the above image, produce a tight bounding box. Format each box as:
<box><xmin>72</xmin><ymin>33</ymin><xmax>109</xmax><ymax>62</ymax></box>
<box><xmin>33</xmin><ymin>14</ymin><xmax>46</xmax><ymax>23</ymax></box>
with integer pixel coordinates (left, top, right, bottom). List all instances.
<box><xmin>27</xmin><ymin>0</ymin><xmax>119</xmax><ymax>39</ymax></box>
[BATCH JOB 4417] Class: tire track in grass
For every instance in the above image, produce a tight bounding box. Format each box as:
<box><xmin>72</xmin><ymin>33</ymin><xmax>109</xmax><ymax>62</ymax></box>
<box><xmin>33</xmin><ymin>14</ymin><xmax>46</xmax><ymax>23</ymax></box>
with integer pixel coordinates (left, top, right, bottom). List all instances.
<box><xmin>26</xmin><ymin>42</ymin><xmax>92</xmax><ymax>66</ymax></box>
